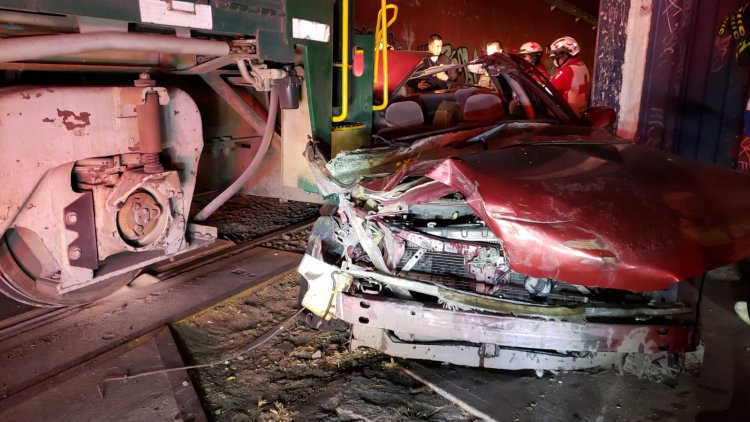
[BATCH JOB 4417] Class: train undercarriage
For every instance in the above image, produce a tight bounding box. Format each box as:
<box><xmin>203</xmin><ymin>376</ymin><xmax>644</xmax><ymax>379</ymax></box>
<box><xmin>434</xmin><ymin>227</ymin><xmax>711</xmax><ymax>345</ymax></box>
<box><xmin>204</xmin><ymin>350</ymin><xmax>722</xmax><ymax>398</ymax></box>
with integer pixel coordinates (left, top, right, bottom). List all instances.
<box><xmin>0</xmin><ymin>0</ymin><xmax>329</xmax><ymax>305</ymax></box>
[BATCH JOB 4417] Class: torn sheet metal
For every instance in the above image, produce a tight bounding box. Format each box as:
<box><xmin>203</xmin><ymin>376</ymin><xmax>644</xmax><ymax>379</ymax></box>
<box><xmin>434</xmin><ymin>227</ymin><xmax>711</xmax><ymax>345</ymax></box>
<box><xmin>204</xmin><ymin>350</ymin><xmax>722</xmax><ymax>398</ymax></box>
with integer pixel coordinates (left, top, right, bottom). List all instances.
<box><xmin>314</xmin><ymin>126</ymin><xmax>750</xmax><ymax>292</ymax></box>
<box><xmin>423</xmin><ymin>143</ymin><xmax>750</xmax><ymax>291</ymax></box>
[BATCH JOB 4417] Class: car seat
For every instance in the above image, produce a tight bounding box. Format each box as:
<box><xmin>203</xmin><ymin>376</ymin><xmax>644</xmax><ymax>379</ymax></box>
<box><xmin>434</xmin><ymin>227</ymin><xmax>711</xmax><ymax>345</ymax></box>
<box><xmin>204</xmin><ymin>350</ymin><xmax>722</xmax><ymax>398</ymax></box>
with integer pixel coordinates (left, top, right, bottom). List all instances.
<box><xmin>384</xmin><ymin>101</ymin><xmax>424</xmax><ymax>127</ymax></box>
<box><xmin>455</xmin><ymin>88</ymin><xmax>480</xmax><ymax>109</ymax></box>
<box><xmin>463</xmin><ymin>93</ymin><xmax>505</xmax><ymax>123</ymax></box>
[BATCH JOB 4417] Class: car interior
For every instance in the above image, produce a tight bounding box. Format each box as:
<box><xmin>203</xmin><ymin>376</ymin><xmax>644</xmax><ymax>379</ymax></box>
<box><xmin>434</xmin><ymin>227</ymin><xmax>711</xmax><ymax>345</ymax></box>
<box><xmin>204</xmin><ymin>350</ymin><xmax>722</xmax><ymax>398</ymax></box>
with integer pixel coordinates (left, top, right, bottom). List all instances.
<box><xmin>374</xmin><ymin>68</ymin><xmax>564</xmax><ymax>142</ymax></box>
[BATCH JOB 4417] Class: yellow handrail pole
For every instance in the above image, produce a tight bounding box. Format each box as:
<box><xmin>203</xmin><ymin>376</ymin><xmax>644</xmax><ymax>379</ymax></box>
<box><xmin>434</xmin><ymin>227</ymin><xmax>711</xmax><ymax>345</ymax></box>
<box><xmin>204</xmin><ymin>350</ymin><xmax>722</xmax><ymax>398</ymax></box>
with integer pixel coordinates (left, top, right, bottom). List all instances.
<box><xmin>373</xmin><ymin>0</ymin><xmax>395</xmax><ymax>111</ymax></box>
<box><xmin>373</xmin><ymin>4</ymin><xmax>398</xmax><ymax>86</ymax></box>
<box><xmin>385</xmin><ymin>5</ymin><xmax>398</xmax><ymax>27</ymax></box>
<box><xmin>332</xmin><ymin>0</ymin><xmax>349</xmax><ymax>122</ymax></box>
<box><xmin>373</xmin><ymin>8</ymin><xmax>383</xmax><ymax>83</ymax></box>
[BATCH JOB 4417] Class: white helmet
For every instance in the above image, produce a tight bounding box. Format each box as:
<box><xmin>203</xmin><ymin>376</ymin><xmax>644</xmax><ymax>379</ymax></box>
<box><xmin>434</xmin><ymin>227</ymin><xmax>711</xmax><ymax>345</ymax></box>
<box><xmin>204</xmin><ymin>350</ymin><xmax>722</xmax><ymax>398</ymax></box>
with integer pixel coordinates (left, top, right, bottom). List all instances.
<box><xmin>519</xmin><ymin>41</ymin><xmax>543</xmax><ymax>54</ymax></box>
<box><xmin>548</xmin><ymin>36</ymin><xmax>580</xmax><ymax>57</ymax></box>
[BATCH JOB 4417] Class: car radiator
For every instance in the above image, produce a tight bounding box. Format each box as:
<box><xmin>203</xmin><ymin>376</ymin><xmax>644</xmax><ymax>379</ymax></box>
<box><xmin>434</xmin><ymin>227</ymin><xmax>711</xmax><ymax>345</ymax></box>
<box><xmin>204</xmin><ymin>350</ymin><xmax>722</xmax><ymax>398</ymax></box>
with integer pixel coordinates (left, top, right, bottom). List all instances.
<box><xmin>398</xmin><ymin>242</ymin><xmax>472</xmax><ymax>279</ymax></box>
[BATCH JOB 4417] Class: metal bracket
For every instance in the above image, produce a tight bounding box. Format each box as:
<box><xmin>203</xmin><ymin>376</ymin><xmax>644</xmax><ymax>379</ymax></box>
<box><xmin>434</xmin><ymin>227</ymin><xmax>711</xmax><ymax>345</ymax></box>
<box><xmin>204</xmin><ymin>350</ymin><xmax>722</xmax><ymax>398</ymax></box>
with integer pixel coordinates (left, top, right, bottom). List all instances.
<box><xmin>236</xmin><ymin>59</ymin><xmax>287</xmax><ymax>92</ymax></box>
<box><xmin>400</xmin><ymin>247</ymin><xmax>426</xmax><ymax>273</ymax></box>
<box><xmin>140</xmin><ymin>87</ymin><xmax>170</xmax><ymax>105</ymax></box>
<box><xmin>187</xmin><ymin>223</ymin><xmax>217</xmax><ymax>243</ymax></box>
<box><xmin>230</xmin><ymin>39</ymin><xmax>258</xmax><ymax>56</ymax></box>
<box><xmin>63</xmin><ymin>193</ymin><xmax>98</xmax><ymax>270</ymax></box>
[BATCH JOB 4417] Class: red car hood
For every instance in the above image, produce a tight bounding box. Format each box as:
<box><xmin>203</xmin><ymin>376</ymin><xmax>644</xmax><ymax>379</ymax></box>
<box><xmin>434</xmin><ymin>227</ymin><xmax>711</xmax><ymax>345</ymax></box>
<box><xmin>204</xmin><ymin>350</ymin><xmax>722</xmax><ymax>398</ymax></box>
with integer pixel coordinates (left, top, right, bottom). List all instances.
<box><xmin>423</xmin><ymin>143</ymin><xmax>750</xmax><ymax>291</ymax></box>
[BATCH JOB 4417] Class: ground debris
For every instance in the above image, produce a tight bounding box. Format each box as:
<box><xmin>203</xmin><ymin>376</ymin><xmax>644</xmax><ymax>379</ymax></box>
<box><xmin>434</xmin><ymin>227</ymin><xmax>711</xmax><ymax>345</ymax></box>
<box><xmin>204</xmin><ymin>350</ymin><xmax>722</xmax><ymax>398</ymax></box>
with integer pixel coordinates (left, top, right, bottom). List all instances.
<box><xmin>192</xmin><ymin>194</ymin><xmax>318</xmax><ymax>250</ymax></box>
<box><xmin>174</xmin><ymin>195</ymin><xmax>473</xmax><ymax>420</ymax></box>
<box><xmin>172</xmin><ymin>271</ymin><xmax>474</xmax><ymax>421</ymax></box>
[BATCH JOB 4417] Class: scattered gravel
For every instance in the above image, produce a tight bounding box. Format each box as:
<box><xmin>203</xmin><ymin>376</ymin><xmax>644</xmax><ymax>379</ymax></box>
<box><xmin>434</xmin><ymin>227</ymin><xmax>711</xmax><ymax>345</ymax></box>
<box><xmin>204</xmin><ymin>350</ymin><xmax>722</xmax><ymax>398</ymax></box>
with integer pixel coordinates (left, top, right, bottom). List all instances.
<box><xmin>173</xmin><ymin>272</ymin><xmax>476</xmax><ymax>422</ymax></box>
<box><xmin>178</xmin><ymin>194</ymin><xmax>474</xmax><ymax>420</ymax></box>
<box><xmin>261</xmin><ymin>229</ymin><xmax>312</xmax><ymax>254</ymax></box>
<box><xmin>192</xmin><ymin>194</ymin><xmax>320</xmax><ymax>244</ymax></box>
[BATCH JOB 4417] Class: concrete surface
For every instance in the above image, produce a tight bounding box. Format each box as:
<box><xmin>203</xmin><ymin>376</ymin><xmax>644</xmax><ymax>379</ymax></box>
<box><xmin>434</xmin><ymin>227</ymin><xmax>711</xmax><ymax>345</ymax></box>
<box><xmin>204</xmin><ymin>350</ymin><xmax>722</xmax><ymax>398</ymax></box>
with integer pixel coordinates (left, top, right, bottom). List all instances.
<box><xmin>0</xmin><ymin>327</ymin><xmax>205</xmax><ymax>422</ymax></box>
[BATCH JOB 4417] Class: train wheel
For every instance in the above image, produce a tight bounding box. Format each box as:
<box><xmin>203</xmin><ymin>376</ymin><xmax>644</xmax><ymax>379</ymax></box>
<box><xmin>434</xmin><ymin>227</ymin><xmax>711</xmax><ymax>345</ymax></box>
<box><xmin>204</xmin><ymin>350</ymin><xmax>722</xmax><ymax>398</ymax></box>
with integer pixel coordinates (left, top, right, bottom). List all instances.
<box><xmin>0</xmin><ymin>237</ymin><xmax>138</xmax><ymax>307</ymax></box>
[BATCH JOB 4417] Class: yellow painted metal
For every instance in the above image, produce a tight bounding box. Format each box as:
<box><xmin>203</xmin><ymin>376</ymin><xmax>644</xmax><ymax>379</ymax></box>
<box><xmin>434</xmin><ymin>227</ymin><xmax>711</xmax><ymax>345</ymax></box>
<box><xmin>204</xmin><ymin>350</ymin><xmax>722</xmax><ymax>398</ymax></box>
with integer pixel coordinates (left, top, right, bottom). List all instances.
<box><xmin>373</xmin><ymin>0</ymin><xmax>397</xmax><ymax>111</ymax></box>
<box><xmin>332</xmin><ymin>0</ymin><xmax>349</xmax><ymax>122</ymax></box>
<box><xmin>331</xmin><ymin>122</ymin><xmax>368</xmax><ymax>157</ymax></box>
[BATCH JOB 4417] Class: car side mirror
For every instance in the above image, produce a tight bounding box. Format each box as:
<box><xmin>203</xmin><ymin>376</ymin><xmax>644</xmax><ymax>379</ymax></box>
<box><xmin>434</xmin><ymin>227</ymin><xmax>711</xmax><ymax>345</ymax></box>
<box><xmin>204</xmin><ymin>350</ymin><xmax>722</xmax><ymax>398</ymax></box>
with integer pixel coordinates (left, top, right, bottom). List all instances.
<box><xmin>581</xmin><ymin>106</ymin><xmax>616</xmax><ymax>128</ymax></box>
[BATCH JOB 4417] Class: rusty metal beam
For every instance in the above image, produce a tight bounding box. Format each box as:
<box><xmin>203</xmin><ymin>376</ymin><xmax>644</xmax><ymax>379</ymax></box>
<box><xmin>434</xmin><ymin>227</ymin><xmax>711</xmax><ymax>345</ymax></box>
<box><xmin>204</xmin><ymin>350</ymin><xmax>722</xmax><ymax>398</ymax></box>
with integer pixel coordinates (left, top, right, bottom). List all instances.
<box><xmin>200</xmin><ymin>72</ymin><xmax>268</xmax><ymax>135</ymax></box>
<box><xmin>0</xmin><ymin>32</ymin><xmax>230</xmax><ymax>64</ymax></box>
<box><xmin>544</xmin><ymin>0</ymin><xmax>598</xmax><ymax>27</ymax></box>
<box><xmin>0</xmin><ymin>62</ymin><xmax>160</xmax><ymax>73</ymax></box>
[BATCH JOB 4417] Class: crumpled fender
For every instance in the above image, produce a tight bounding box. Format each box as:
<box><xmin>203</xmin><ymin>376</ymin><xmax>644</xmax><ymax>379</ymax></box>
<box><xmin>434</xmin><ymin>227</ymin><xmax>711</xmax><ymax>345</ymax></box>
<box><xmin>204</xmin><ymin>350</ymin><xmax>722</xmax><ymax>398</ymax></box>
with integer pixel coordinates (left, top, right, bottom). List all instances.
<box><xmin>425</xmin><ymin>143</ymin><xmax>750</xmax><ymax>291</ymax></box>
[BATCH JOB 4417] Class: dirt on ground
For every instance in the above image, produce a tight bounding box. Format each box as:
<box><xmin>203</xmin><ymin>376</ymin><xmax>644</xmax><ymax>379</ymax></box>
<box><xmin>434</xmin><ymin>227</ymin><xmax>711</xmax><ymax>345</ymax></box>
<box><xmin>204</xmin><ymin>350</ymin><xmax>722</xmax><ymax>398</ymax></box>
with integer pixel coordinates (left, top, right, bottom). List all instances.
<box><xmin>172</xmin><ymin>272</ymin><xmax>476</xmax><ymax>422</ymax></box>
<box><xmin>191</xmin><ymin>194</ymin><xmax>320</xmax><ymax>244</ymax></box>
<box><xmin>177</xmin><ymin>194</ymin><xmax>476</xmax><ymax>421</ymax></box>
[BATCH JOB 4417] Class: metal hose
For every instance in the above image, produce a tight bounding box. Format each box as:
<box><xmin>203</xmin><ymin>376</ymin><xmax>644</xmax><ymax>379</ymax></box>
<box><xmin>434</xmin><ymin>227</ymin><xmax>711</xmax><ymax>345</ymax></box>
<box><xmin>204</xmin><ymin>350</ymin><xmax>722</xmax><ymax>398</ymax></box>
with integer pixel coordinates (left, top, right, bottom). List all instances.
<box><xmin>192</xmin><ymin>86</ymin><xmax>279</xmax><ymax>221</ymax></box>
<box><xmin>0</xmin><ymin>31</ymin><xmax>230</xmax><ymax>63</ymax></box>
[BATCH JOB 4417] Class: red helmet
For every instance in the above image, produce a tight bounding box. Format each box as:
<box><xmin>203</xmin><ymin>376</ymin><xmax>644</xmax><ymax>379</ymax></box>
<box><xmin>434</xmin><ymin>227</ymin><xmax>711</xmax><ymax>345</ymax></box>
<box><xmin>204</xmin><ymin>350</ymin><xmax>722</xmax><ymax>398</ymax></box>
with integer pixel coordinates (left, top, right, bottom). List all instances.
<box><xmin>519</xmin><ymin>41</ymin><xmax>543</xmax><ymax>54</ymax></box>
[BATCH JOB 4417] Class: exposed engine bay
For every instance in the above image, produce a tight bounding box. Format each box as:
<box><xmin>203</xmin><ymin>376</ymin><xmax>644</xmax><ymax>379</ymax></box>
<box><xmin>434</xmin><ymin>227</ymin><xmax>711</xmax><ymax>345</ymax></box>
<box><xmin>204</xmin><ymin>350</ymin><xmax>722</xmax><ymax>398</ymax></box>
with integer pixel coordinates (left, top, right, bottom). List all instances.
<box><xmin>300</xmin><ymin>193</ymin><xmax>700</xmax><ymax>374</ymax></box>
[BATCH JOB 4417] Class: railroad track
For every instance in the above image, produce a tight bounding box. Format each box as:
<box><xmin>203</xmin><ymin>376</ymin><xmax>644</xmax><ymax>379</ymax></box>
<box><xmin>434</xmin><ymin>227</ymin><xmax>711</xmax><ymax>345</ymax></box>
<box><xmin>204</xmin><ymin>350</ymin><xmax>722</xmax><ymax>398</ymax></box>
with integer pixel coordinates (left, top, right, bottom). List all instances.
<box><xmin>0</xmin><ymin>305</ymin><xmax>82</xmax><ymax>343</ymax></box>
<box><xmin>0</xmin><ymin>218</ymin><xmax>315</xmax><ymax>341</ymax></box>
<box><xmin>0</xmin><ymin>218</ymin><xmax>316</xmax><ymax>420</ymax></box>
<box><xmin>149</xmin><ymin>216</ymin><xmax>316</xmax><ymax>281</ymax></box>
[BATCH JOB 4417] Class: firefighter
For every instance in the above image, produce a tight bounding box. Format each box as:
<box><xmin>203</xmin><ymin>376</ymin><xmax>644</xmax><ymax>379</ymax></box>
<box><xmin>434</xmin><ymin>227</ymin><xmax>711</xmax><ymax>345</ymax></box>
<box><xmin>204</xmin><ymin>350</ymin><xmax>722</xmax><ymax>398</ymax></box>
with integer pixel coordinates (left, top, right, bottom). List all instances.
<box><xmin>548</xmin><ymin>36</ymin><xmax>590</xmax><ymax>116</ymax></box>
<box><xmin>519</xmin><ymin>41</ymin><xmax>547</xmax><ymax>76</ymax></box>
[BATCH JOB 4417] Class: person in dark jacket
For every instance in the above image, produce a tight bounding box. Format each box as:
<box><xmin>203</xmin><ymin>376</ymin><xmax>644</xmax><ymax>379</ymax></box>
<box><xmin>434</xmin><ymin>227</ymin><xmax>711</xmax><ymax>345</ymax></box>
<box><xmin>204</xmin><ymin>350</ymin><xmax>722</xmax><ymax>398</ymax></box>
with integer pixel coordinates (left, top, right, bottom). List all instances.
<box><xmin>408</xmin><ymin>34</ymin><xmax>458</xmax><ymax>92</ymax></box>
<box><xmin>468</xmin><ymin>40</ymin><xmax>504</xmax><ymax>88</ymax></box>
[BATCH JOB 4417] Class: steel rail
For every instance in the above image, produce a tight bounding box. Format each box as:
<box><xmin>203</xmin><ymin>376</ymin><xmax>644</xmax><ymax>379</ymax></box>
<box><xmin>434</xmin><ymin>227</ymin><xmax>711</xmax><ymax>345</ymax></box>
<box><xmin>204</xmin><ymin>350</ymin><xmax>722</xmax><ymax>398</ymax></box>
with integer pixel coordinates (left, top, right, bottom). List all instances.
<box><xmin>0</xmin><ymin>217</ymin><xmax>316</xmax><ymax>342</ymax></box>
<box><xmin>0</xmin><ymin>306</ymin><xmax>81</xmax><ymax>342</ymax></box>
<box><xmin>153</xmin><ymin>217</ymin><xmax>316</xmax><ymax>281</ymax></box>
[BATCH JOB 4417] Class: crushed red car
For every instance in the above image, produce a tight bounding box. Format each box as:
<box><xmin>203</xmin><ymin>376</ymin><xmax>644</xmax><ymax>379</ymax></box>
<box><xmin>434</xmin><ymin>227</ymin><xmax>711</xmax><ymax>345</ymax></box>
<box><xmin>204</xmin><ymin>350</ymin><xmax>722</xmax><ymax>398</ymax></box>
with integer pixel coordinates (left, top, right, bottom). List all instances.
<box><xmin>298</xmin><ymin>53</ymin><xmax>750</xmax><ymax>376</ymax></box>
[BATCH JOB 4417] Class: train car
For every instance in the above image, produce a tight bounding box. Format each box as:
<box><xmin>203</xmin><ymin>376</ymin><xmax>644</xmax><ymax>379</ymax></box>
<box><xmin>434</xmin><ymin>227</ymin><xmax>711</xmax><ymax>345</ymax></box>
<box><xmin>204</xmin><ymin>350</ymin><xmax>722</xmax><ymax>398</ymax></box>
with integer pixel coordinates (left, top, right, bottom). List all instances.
<box><xmin>0</xmin><ymin>0</ymin><xmax>336</xmax><ymax>305</ymax></box>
